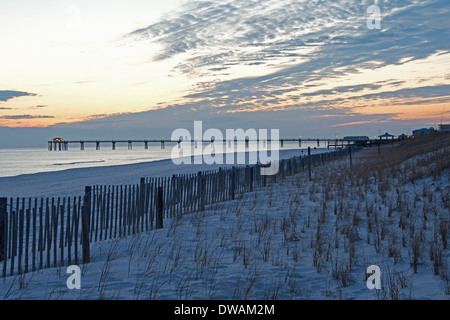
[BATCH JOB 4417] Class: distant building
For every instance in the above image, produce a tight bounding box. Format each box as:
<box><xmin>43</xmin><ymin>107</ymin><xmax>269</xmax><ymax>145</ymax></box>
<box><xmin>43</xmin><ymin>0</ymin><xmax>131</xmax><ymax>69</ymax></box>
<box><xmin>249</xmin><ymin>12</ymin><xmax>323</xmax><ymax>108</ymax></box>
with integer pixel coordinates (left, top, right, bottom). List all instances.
<box><xmin>439</xmin><ymin>124</ymin><xmax>450</xmax><ymax>132</ymax></box>
<box><xmin>343</xmin><ymin>136</ymin><xmax>370</xmax><ymax>146</ymax></box>
<box><xmin>378</xmin><ymin>132</ymin><xmax>395</xmax><ymax>140</ymax></box>
<box><xmin>412</xmin><ymin>128</ymin><xmax>432</xmax><ymax>137</ymax></box>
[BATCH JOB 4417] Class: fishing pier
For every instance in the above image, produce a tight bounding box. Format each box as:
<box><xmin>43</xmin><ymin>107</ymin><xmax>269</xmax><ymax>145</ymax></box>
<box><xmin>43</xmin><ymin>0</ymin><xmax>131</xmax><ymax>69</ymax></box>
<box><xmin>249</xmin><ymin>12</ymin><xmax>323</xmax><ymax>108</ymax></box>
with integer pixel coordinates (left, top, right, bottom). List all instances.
<box><xmin>48</xmin><ymin>137</ymin><xmax>369</xmax><ymax>151</ymax></box>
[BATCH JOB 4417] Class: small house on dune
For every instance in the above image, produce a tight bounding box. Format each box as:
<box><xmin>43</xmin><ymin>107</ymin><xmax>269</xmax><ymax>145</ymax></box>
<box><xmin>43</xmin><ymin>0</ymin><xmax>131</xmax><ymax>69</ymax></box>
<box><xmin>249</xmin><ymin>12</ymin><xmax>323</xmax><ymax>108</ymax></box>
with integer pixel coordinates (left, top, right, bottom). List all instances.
<box><xmin>412</xmin><ymin>128</ymin><xmax>432</xmax><ymax>137</ymax></box>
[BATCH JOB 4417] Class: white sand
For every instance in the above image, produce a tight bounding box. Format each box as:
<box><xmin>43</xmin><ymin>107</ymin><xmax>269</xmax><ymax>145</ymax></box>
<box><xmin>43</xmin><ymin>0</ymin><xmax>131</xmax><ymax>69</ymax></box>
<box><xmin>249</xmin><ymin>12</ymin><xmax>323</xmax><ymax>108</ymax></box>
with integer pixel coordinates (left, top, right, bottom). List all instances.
<box><xmin>0</xmin><ymin>148</ymin><xmax>327</xmax><ymax>198</ymax></box>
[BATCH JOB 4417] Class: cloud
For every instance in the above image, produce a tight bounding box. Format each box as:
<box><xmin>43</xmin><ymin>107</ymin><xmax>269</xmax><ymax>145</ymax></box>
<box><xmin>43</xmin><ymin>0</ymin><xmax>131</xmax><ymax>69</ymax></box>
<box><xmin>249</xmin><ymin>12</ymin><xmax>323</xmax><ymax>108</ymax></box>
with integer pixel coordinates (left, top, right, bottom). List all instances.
<box><xmin>74</xmin><ymin>80</ymin><xmax>99</xmax><ymax>85</ymax></box>
<box><xmin>128</xmin><ymin>0</ymin><xmax>450</xmax><ymax>109</ymax></box>
<box><xmin>0</xmin><ymin>115</ymin><xmax>54</xmax><ymax>120</ymax></box>
<box><xmin>25</xmin><ymin>0</ymin><xmax>446</xmax><ymax>140</ymax></box>
<box><xmin>330</xmin><ymin>118</ymin><xmax>393</xmax><ymax>127</ymax></box>
<box><xmin>131</xmin><ymin>0</ymin><xmax>449</xmax><ymax>71</ymax></box>
<box><xmin>301</xmin><ymin>84</ymin><xmax>384</xmax><ymax>97</ymax></box>
<box><xmin>0</xmin><ymin>90</ymin><xmax>37</xmax><ymax>102</ymax></box>
<box><xmin>129</xmin><ymin>0</ymin><xmax>368</xmax><ymax>71</ymax></box>
<box><xmin>29</xmin><ymin>105</ymin><xmax>47</xmax><ymax>109</ymax></box>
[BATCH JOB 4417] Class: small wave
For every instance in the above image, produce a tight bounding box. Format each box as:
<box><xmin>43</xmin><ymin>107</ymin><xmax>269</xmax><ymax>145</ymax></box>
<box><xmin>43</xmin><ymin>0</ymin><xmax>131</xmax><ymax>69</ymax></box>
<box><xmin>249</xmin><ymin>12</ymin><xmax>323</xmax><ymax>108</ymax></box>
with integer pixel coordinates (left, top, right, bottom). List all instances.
<box><xmin>53</xmin><ymin>160</ymin><xmax>106</xmax><ymax>166</ymax></box>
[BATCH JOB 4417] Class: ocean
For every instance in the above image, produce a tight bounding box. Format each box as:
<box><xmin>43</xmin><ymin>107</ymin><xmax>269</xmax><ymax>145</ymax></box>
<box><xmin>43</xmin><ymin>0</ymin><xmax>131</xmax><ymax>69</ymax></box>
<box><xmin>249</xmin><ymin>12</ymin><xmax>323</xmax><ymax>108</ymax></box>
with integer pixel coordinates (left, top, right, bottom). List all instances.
<box><xmin>0</xmin><ymin>146</ymin><xmax>175</xmax><ymax>178</ymax></box>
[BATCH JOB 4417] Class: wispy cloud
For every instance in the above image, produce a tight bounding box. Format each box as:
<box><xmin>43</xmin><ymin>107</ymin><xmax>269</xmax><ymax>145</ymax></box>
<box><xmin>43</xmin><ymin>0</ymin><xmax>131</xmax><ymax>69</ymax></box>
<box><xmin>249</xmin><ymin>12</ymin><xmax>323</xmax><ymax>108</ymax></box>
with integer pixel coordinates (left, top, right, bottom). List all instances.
<box><xmin>0</xmin><ymin>115</ymin><xmax>54</xmax><ymax>120</ymax></box>
<box><xmin>130</xmin><ymin>0</ymin><xmax>368</xmax><ymax>74</ymax></box>
<box><xmin>29</xmin><ymin>105</ymin><xmax>47</xmax><ymax>109</ymax></box>
<box><xmin>330</xmin><ymin>118</ymin><xmax>392</xmax><ymax>127</ymax></box>
<box><xmin>128</xmin><ymin>0</ymin><xmax>450</xmax><ymax>114</ymax></box>
<box><xmin>0</xmin><ymin>90</ymin><xmax>36</xmax><ymax>102</ymax></box>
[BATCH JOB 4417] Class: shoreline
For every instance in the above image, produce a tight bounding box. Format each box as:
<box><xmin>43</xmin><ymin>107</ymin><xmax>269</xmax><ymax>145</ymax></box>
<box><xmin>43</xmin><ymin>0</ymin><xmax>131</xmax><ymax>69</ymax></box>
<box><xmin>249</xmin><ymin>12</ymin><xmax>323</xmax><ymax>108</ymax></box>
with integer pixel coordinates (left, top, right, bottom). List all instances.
<box><xmin>0</xmin><ymin>147</ymin><xmax>329</xmax><ymax>198</ymax></box>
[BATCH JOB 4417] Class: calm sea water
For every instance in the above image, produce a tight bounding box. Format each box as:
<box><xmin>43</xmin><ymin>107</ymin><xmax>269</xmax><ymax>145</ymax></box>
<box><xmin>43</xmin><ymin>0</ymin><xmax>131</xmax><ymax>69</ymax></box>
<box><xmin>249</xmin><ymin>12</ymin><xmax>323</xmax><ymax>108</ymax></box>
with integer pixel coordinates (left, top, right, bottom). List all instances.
<box><xmin>0</xmin><ymin>146</ymin><xmax>175</xmax><ymax>177</ymax></box>
<box><xmin>0</xmin><ymin>141</ymin><xmax>321</xmax><ymax>178</ymax></box>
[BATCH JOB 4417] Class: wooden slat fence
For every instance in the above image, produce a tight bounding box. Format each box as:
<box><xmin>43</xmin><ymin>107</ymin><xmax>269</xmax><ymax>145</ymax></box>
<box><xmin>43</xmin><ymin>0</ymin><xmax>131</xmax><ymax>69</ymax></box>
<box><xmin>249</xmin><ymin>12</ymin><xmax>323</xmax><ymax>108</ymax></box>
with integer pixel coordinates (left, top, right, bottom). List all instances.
<box><xmin>0</xmin><ymin>146</ymin><xmax>359</xmax><ymax>277</ymax></box>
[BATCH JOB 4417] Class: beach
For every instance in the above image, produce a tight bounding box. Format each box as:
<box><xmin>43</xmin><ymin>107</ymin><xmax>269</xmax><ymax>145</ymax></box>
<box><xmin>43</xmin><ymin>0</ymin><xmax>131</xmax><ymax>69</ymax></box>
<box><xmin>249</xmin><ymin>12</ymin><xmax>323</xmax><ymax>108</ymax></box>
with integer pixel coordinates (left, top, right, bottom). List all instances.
<box><xmin>0</xmin><ymin>137</ymin><xmax>448</xmax><ymax>300</ymax></box>
<box><xmin>0</xmin><ymin>148</ymin><xmax>328</xmax><ymax>198</ymax></box>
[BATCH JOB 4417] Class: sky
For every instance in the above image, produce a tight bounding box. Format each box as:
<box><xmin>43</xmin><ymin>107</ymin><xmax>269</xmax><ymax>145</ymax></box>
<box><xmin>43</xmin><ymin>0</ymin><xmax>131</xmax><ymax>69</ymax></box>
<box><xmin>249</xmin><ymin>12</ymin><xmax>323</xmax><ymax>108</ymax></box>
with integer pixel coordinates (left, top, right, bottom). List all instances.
<box><xmin>0</xmin><ymin>0</ymin><xmax>449</xmax><ymax>147</ymax></box>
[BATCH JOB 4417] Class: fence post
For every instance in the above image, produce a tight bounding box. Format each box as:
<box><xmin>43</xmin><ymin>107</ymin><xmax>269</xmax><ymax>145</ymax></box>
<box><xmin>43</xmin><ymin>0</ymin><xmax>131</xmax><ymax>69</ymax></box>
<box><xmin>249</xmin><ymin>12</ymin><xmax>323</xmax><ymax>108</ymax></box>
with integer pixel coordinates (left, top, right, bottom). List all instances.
<box><xmin>249</xmin><ymin>166</ymin><xmax>254</xmax><ymax>192</ymax></box>
<box><xmin>308</xmin><ymin>147</ymin><xmax>312</xmax><ymax>182</ymax></box>
<box><xmin>140</xmin><ymin>178</ymin><xmax>145</xmax><ymax>221</ymax></box>
<box><xmin>0</xmin><ymin>198</ymin><xmax>6</xmax><ymax>264</ymax></box>
<box><xmin>198</xmin><ymin>172</ymin><xmax>205</xmax><ymax>211</ymax></box>
<box><xmin>231</xmin><ymin>167</ymin><xmax>236</xmax><ymax>200</ymax></box>
<box><xmin>349</xmin><ymin>145</ymin><xmax>353</xmax><ymax>168</ymax></box>
<box><xmin>81</xmin><ymin>205</ymin><xmax>90</xmax><ymax>264</ymax></box>
<box><xmin>172</xmin><ymin>174</ymin><xmax>177</xmax><ymax>216</ymax></box>
<box><xmin>156</xmin><ymin>187</ymin><xmax>164</xmax><ymax>229</ymax></box>
<box><xmin>263</xmin><ymin>167</ymin><xmax>267</xmax><ymax>187</ymax></box>
<box><xmin>84</xmin><ymin>186</ymin><xmax>92</xmax><ymax>232</ymax></box>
